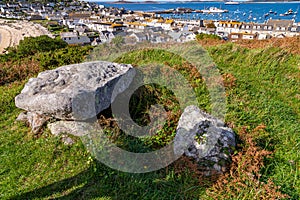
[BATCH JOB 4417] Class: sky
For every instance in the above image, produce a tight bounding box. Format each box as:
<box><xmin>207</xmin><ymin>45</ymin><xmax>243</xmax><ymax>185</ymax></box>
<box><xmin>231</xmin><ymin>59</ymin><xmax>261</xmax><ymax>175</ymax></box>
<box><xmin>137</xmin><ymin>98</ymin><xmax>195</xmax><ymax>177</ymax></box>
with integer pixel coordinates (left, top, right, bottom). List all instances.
<box><xmin>87</xmin><ymin>0</ymin><xmax>224</xmax><ymax>2</ymax></box>
<box><xmin>91</xmin><ymin>0</ymin><xmax>223</xmax><ymax>1</ymax></box>
<box><xmin>86</xmin><ymin>0</ymin><xmax>251</xmax><ymax>2</ymax></box>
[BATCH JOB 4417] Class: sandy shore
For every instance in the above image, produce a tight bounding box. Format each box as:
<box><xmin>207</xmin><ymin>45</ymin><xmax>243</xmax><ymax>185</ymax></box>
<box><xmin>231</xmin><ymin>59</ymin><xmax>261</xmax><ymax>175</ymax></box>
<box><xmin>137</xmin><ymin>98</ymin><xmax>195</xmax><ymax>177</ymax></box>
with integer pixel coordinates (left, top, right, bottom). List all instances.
<box><xmin>0</xmin><ymin>19</ymin><xmax>52</xmax><ymax>53</ymax></box>
<box><xmin>0</xmin><ymin>26</ymin><xmax>11</xmax><ymax>53</ymax></box>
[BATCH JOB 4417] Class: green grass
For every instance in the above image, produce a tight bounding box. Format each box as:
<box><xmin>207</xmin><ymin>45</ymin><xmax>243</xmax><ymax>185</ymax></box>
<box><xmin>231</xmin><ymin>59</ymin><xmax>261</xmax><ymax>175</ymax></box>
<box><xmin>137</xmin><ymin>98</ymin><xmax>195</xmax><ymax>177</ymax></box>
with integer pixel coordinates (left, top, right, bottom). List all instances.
<box><xmin>0</xmin><ymin>81</ymin><xmax>205</xmax><ymax>200</ymax></box>
<box><xmin>0</xmin><ymin>42</ymin><xmax>299</xmax><ymax>199</ymax></box>
<box><xmin>207</xmin><ymin>44</ymin><xmax>300</xmax><ymax>199</ymax></box>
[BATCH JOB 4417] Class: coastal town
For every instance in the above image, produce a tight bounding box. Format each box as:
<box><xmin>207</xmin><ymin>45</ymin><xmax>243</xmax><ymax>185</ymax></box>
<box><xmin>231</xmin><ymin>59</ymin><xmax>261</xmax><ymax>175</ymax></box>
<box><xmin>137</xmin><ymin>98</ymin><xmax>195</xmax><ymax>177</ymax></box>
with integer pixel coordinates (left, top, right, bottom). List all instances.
<box><xmin>0</xmin><ymin>0</ymin><xmax>300</xmax><ymax>48</ymax></box>
<box><xmin>1</xmin><ymin>1</ymin><xmax>300</xmax><ymax>199</ymax></box>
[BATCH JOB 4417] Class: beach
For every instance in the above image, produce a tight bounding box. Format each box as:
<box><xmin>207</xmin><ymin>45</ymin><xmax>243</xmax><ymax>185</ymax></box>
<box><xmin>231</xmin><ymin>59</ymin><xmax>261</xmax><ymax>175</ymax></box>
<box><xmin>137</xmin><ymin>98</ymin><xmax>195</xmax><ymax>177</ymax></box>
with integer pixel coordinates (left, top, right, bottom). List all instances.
<box><xmin>0</xmin><ymin>19</ymin><xmax>52</xmax><ymax>53</ymax></box>
<box><xmin>0</xmin><ymin>26</ymin><xmax>11</xmax><ymax>53</ymax></box>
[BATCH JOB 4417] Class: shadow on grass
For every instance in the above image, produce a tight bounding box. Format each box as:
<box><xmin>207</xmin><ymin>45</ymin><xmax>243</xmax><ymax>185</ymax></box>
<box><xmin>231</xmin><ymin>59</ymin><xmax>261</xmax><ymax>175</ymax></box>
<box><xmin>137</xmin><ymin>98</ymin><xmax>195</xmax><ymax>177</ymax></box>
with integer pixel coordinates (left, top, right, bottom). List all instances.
<box><xmin>11</xmin><ymin>160</ymin><xmax>211</xmax><ymax>200</ymax></box>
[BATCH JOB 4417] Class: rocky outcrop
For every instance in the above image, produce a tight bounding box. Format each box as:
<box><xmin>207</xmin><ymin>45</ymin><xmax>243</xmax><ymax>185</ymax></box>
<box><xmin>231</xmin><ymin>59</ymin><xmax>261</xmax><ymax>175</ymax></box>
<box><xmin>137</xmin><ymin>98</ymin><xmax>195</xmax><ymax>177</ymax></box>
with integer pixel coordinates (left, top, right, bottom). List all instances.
<box><xmin>15</xmin><ymin>61</ymin><xmax>135</xmax><ymax>133</ymax></box>
<box><xmin>175</xmin><ymin>105</ymin><xmax>236</xmax><ymax>175</ymax></box>
<box><xmin>15</xmin><ymin>61</ymin><xmax>236</xmax><ymax>175</ymax></box>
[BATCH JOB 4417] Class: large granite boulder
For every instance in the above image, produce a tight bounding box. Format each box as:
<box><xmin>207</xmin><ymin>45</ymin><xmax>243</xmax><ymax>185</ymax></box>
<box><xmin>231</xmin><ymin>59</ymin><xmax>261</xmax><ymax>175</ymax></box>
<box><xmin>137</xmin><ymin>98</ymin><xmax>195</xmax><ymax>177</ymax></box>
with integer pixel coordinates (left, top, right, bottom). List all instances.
<box><xmin>15</xmin><ymin>61</ymin><xmax>135</xmax><ymax>133</ymax></box>
<box><xmin>175</xmin><ymin>105</ymin><xmax>236</xmax><ymax>174</ymax></box>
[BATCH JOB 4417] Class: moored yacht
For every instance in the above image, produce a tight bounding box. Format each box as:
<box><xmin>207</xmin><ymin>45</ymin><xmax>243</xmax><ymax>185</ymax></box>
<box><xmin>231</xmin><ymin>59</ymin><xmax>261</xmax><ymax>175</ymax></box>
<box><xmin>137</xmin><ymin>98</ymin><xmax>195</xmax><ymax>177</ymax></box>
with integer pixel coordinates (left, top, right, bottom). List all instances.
<box><xmin>225</xmin><ymin>1</ymin><xmax>240</xmax><ymax>5</ymax></box>
<box><xmin>201</xmin><ymin>7</ymin><xmax>229</xmax><ymax>14</ymax></box>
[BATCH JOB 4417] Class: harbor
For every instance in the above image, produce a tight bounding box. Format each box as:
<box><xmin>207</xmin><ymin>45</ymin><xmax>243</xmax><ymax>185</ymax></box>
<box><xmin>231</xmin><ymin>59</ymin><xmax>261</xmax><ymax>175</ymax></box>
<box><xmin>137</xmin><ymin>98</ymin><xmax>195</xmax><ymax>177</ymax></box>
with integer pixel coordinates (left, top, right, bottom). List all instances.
<box><xmin>102</xmin><ymin>1</ymin><xmax>300</xmax><ymax>23</ymax></box>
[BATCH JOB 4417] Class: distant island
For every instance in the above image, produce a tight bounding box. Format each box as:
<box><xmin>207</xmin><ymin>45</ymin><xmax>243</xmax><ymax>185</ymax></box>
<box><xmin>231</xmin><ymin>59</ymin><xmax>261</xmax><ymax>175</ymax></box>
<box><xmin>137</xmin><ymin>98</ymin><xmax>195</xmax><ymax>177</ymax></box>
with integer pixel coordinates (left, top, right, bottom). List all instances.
<box><xmin>106</xmin><ymin>0</ymin><xmax>300</xmax><ymax>3</ymax></box>
<box><xmin>108</xmin><ymin>0</ymin><xmax>159</xmax><ymax>4</ymax></box>
<box><xmin>252</xmin><ymin>0</ymin><xmax>300</xmax><ymax>1</ymax></box>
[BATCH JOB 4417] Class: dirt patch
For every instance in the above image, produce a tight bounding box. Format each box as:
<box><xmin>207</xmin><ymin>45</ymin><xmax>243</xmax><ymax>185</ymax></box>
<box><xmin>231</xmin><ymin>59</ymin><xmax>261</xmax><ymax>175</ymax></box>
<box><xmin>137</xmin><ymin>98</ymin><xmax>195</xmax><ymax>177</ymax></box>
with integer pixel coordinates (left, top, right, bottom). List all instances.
<box><xmin>206</xmin><ymin>125</ymin><xmax>288</xmax><ymax>199</ymax></box>
<box><xmin>198</xmin><ymin>36</ymin><xmax>300</xmax><ymax>55</ymax></box>
<box><xmin>235</xmin><ymin>36</ymin><xmax>300</xmax><ymax>55</ymax></box>
<box><xmin>197</xmin><ymin>38</ymin><xmax>226</xmax><ymax>47</ymax></box>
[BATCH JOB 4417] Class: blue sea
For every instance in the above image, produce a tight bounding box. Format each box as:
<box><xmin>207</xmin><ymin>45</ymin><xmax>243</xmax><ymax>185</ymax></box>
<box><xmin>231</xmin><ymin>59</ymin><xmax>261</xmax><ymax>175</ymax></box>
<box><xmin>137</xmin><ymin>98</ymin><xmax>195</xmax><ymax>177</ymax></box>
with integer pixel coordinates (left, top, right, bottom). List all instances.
<box><xmin>99</xmin><ymin>2</ymin><xmax>300</xmax><ymax>23</ymax></box>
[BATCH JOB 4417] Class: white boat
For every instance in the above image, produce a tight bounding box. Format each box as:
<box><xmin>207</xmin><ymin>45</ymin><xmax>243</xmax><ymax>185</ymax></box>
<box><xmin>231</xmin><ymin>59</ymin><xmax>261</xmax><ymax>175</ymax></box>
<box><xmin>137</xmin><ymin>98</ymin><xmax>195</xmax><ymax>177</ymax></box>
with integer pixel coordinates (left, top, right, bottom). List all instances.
<box><xmin>225</xmin><ymin>1</ymin><xmax>240</xmax><ymax>5</ymax></box>
<box><xmin>201</xmin><ymin>7</ymin><xmax>229</xmax><ymax>14</ymax></box>
<box><xmin>279</xmin><ymin>9</ymin><xmax>294</xmax><ymax>16</ymax></box>
<box><xmin>234</xmin><ymin>9</ymin><xmax>242</xmax><ymax>14</ymax></box>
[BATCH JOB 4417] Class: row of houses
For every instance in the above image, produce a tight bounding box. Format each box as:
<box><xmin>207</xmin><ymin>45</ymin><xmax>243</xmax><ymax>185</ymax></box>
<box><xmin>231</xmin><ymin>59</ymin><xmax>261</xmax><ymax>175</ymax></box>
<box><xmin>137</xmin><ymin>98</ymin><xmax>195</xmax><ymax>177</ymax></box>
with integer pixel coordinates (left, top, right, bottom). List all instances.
<box><xmin>212</xmin><ymin>19</ymin><xmax>300</xmax><ymax>40</ymax></box>
<box><xmin>0</xmin><ymin>1</ymin><xmax>102</xmax><ymax>20</ymax></box>
<box><xmin>59</xmin><ymin>15</ymin><xmax>196</xmax><ymax>45</ymax></box>
<box><xmin>61</xmin><ymin>16</ymin><xmax>300</xmax><ymax>46</ymax></box>
<box><xmin>60</xmin><ymin>27</ymin><xmax>197</xmax><ymax>46</ymax></box>
<box><xmin>171</xmin><ymin>19</ymin><xmax>300</xmax><ymax>40</ymax></box>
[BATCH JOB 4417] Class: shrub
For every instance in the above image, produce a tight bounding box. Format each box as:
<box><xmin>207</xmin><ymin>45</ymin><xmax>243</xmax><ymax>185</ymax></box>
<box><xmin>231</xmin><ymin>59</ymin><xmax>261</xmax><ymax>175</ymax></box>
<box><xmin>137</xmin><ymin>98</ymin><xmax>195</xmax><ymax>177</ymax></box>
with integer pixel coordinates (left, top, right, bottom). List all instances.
<box><xmin>206</xmin><ymin>126</ymin><xmax>288</xmax><ymax>200</ymax></box>
<box><xmin>6</xmin><ymin>35</ymin><xmax>67</xmax><ymax>59</ymax></box>
<box><xmin>38</xmin><ymin>45</ymin><xmax>93</xmax><ymax>70</ymax></box>
<box><xmin>0</xmin><ymin>44</ymin><xmax>93</xmax><ymax>85</ymax></box>
<box><xmin>196</xmin><ymin>33</ymin><xmax>221</xmax><ymax>41</ymax></box>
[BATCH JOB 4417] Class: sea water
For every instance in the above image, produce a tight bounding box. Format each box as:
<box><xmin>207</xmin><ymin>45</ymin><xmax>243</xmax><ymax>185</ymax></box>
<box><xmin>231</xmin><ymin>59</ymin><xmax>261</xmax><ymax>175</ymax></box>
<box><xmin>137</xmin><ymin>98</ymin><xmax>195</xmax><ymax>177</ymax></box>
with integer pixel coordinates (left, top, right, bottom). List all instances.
<box><xmin>99</xmin><ymin>2</ymin><xmax>300</xmax><ymax>23</ymax></box>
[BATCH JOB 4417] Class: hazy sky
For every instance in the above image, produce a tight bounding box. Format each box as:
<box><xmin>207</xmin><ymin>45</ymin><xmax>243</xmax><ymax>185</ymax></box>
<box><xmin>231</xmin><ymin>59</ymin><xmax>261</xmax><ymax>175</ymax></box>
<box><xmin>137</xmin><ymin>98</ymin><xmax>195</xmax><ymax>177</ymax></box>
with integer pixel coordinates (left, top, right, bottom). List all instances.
<box><xmin>87</xmin><ymin>0</ymin><xmax>250</xmax><ymax>2</ymax></box>
<box><xmin>88</xmin><ymin>0</ymin><xmax>227</xmax><ymax>2</ymax></box>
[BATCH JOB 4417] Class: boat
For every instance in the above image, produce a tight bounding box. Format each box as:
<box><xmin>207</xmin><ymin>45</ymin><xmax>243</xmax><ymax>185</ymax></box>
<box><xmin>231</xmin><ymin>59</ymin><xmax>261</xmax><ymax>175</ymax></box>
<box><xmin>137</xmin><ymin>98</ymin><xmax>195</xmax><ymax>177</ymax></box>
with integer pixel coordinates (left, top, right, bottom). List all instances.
<box><xmin>234</xmin><ymin>9</ymin><xmax>242</xmax><ymax>14</ymax></box>
<box><xmin>283</xmin><ymin>9</ymin><xmax>294</xmax><ymax>16</ymax></box>
<box><xmin>225</xmin><ymin>1</ymin><xmax>240</xmax><ymax>5</ymax></box>
<box><xmin>201</xmin><ymin>7</ymin><xmax>229</xmax><ymax>14</ymax></box>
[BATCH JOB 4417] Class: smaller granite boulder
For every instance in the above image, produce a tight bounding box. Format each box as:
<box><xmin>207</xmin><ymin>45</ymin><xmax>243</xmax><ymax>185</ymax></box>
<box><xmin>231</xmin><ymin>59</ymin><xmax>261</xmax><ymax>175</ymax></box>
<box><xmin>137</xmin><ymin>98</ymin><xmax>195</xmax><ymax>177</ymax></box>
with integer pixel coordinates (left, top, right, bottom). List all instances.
<box><xmin>175</xmin><ymin>105</ymin><xmax>236</xmax><ymax>175</ymax></box>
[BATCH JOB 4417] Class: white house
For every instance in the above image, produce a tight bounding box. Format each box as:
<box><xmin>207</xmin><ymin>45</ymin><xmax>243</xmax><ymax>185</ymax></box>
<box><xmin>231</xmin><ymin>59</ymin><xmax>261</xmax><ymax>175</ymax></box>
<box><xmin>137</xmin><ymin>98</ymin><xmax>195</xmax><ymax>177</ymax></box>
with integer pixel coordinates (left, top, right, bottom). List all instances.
<box><xmin>60</xmin><ymin>32</ymin><xmax>91</xmax><ymax>45</ymax></box>
<box><xmin>130</xmin><ymin>32</ymin><xmax>148</xmax><ymax>42</ymax></box>
<box><xmin>216</xmin><ymin>21</ymin><xmax>242</xmax><ymax>35</ymax></box>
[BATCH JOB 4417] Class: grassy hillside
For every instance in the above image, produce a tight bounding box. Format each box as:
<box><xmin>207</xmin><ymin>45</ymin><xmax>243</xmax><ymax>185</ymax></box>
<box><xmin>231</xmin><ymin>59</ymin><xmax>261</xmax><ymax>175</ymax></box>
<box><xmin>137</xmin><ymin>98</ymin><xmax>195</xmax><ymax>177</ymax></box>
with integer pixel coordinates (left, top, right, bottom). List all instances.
<box><xmin>206</xmin><ymin>44</ymin><xmax>300</xmax><ymax>199</ymax></box>
<box><xmin>0</xmin><ymin>38</ymin><xmax>299</xmax><ymax>199</ymax></box>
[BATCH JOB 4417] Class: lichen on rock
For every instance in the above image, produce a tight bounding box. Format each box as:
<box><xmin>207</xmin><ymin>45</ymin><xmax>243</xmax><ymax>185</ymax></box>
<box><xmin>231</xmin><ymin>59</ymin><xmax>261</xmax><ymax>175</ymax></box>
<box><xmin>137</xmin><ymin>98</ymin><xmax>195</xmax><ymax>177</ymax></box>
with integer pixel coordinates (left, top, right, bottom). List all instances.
<box><xmin>174</xmin><ymin>105</ymin><xmax>236</xmax><ymax>175</ymax></box>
